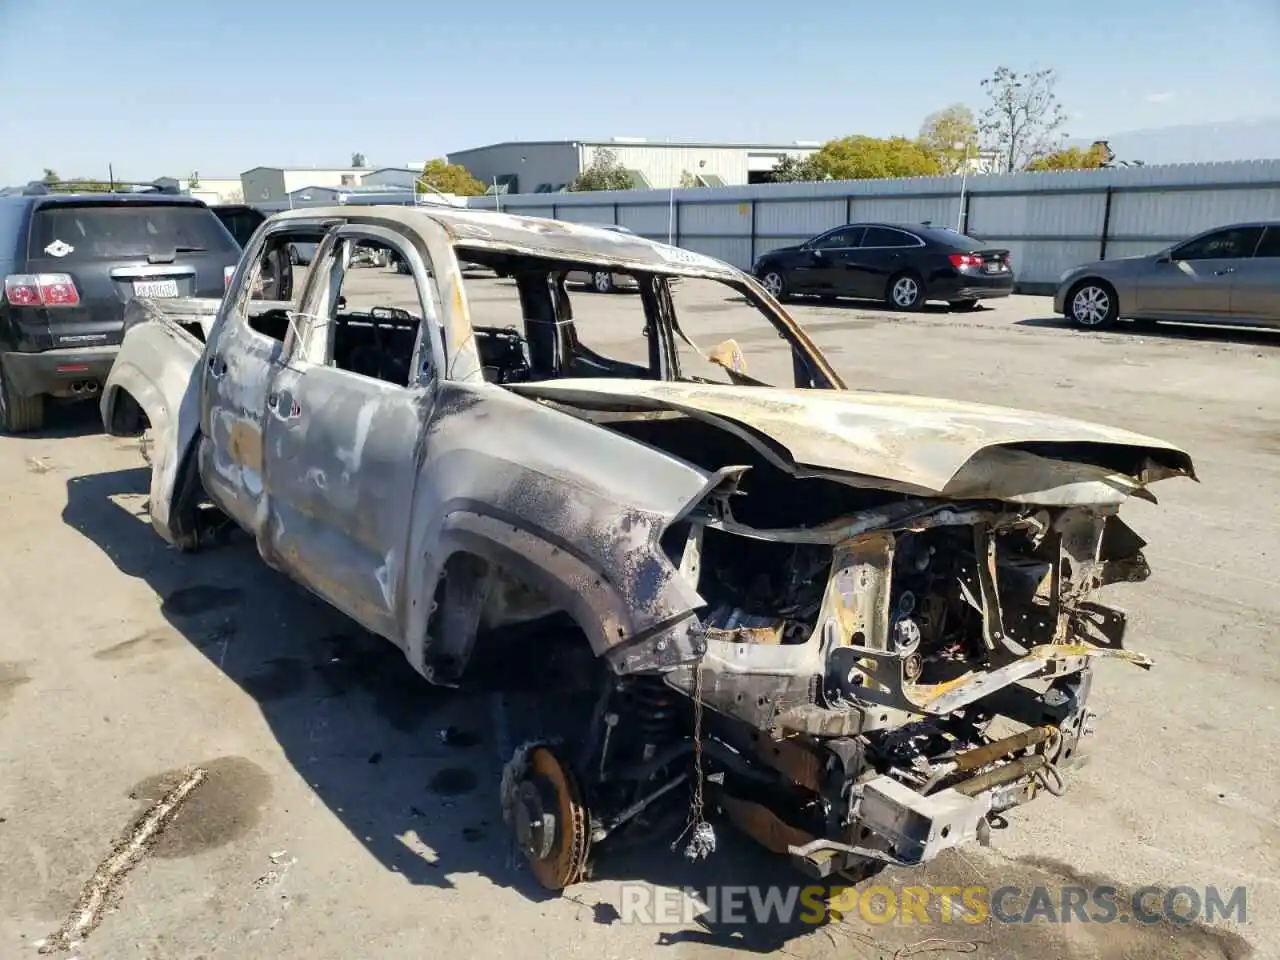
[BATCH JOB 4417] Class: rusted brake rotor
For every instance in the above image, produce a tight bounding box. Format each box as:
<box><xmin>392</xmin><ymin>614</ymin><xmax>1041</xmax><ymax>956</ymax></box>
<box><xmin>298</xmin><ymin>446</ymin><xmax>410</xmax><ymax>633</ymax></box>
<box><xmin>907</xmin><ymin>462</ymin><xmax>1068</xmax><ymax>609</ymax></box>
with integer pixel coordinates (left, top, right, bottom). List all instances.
<box><xmin>512</xmin><ymin>746</ymin><xmax>591</xmax><ymax>890</ymax></box>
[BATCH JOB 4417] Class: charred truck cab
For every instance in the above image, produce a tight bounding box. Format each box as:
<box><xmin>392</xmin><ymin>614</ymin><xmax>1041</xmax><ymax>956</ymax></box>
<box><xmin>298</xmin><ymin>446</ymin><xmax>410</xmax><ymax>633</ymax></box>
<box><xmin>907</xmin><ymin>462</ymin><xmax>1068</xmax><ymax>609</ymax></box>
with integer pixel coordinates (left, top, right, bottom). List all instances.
<box><xmin>100</xmin><ymin>205</ymin><xmax>1195</xmax><ymax>892</ymax></box>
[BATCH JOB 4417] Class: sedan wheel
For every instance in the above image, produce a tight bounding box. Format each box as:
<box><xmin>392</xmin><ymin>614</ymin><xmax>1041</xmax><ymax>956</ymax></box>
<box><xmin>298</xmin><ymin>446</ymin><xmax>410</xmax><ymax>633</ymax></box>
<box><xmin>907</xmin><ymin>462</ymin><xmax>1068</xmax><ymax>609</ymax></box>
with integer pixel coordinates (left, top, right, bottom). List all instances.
<box><xmin>1068</xmin><ymin>282</ymin><xmax>1118</xmax><ymax>329</ymax></box>
<box><xmin>592</xmin><ymin>271</ymin><xmax>615</xmax><ymax>293</ymax></box>
<box><xmin>889</xmin><ymin>274</ymin><xmax>923</xmax><ymax>311</ymax></box>
<box><xmin>760</xmin><ymin>270</ymin><xmax>786</xmax><ymax>299</ymax></box>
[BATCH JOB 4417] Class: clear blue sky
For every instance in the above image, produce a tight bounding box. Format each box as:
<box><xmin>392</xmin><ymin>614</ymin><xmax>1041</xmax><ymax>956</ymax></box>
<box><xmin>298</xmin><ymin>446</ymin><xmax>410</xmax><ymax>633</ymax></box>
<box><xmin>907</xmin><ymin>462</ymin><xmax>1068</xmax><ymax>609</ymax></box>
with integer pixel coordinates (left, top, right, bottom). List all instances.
<box><xmin>1</xmin><ymin>0</ymin><xmax>1277</xmax><ymax>184</ymax></box>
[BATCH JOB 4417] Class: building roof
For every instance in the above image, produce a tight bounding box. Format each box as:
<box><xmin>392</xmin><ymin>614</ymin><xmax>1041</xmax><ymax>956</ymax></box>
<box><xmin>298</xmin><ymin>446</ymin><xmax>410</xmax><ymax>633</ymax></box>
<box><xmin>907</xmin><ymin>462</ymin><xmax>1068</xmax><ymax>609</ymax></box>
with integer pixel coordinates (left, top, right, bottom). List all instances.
<box><xmin>291</xmin><ymin>183</ymin><xmax>414</xmax><ymax>195</ymax></box>
<box><xmin>270</xmin><ymin>204</ymin><xmax>740</xmax><ymax>278</ymax></box>
<box><xmin>241</xmin><ymin>165</ymin><xmax>375</xmax><ymax>176</ymax></box>
<box><xmin>447</xmin><ymin>139</ymin><xmax>823</xmax><ymax>157</ymax></box>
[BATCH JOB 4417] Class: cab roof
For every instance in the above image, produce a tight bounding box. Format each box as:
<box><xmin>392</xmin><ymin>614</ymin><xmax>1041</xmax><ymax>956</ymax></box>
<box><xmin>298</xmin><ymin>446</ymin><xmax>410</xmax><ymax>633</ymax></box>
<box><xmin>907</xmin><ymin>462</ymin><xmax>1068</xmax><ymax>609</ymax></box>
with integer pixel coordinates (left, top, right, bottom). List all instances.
<box><xmin>268</xmin><ymin>204</ymin><xmax>741</xmax><ymax>279</ymax></box>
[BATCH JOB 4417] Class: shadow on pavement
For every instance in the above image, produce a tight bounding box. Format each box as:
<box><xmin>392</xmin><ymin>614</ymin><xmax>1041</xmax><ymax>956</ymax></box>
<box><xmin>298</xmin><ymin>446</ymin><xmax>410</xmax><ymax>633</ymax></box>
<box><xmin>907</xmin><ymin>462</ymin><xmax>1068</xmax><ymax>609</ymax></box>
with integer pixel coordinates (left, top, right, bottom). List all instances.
<box><xmin>58</xmin><ymin>466</ymin><xmax>846</xmax><ymax>951</ymax></box>
<box><xmin>726</xmin><ymin>294</ymin><xmax>971</xmax><ymax>316</ymax></box>
<box><xmin>60</xmin><ymin>467</ymin><xmax>1257</xmax><ymax>958</ymax></box>
<box><xmin>1018</xmin><ymin>315</ymin><xmax>1280</xmax><ymax>348</ymax></box>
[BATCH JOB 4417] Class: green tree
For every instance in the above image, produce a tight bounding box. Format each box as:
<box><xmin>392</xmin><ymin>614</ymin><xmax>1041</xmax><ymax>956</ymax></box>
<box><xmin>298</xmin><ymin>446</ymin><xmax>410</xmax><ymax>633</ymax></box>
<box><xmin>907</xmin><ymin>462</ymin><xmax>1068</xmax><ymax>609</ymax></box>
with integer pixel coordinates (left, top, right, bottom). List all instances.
<box><xmin>189</xmin><ymin>171</ymin><xmax>201</xmax><ymax>189</ymax></box>
<box><xmin>417</xmin><ymin>158</ymin><xmax>486</xmax><ymax>196</ymax></box>
<box><xmin>1025</xmin><ymin>142</ymin><xmax>1111</xmax><ymax>172</ymax></box>
<box><xmin>979</xmin><ymin>66</ymin><xmax>1069</xmax><ymax>172</ymax></box>
<box><xmin>918</xmin><ymin>104</ymin><xmax>979</xmax><ymax>174</ymax></box>
<box><xmin>770</xmin><ymin>153</ymin><xmax>823</xmax><ymax>182</ymax></box>
<box><xmin>568</xmin><ymin>148</ymin><xmax>634</xmax><ymax>192</ymax></box>
<box><xmin>809</xmin><ymin>136</ymin><xmax>942</xmax><ymax>180</ymax></box>
<box><xmin>41</xmin><ymin>168</ymin><xmax>59</xmax><ymax>185</ymax></box>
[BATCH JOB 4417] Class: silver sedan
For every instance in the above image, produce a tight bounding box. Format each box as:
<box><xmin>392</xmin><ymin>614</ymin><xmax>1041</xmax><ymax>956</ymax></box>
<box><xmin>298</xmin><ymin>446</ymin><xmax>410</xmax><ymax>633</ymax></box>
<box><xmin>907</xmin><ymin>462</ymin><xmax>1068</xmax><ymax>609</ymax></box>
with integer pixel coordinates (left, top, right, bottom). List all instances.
<box><xmin>1055</xmin><ymin>221</ymin><xmax>1280</xmax><ymax>329</ymax></box>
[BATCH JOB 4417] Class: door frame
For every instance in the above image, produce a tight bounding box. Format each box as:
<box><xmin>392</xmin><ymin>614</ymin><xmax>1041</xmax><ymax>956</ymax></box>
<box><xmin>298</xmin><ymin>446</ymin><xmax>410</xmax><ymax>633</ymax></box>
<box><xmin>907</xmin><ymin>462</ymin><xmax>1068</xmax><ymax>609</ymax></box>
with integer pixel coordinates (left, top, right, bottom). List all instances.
<box><xmin>259</xmin><ymin>220</ymin><xmax>447</xmax><ymax>638</ymax></box>
<box><xmin>288</xmin><ymin>222</ymin><xmax>447</xmax><ymax>379</ymax></box>
<box><xmin>196</xmin><ymin>217</ymin><xmax>338</xmax><ymax>538</ymax></box>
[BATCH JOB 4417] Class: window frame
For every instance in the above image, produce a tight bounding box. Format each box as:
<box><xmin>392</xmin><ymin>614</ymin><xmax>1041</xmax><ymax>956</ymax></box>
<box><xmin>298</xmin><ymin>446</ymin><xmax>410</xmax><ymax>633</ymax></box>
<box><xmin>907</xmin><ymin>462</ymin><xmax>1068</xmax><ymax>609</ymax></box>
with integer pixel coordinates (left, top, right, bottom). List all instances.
<box><xmin>293</xmin><ymin>222</ymin><xmax>446</xmax><ymax>389</ymax></box>
<box><xmin>808</xmin><ymin>226</ymin><xmax>865</xmax><ymax>250</ymax></box>
<box><xmin>860</xmin><ymin>226</ymin><xmax>925</xmax><ymax>250</ymax></box>
<box><xmin>1250</xmin><ymin>226</ymin><xmax>1280</xmax><ymax>259</ymax></box>
<box><xmin>1169</xmin><ymin>226</ymin><xmax>1265</xmax><ymax>262</ymax></box>
<box><xmin>224</xmin><ymin>218</ymin><xmax>337</xmax><ymax>350</ymax></box>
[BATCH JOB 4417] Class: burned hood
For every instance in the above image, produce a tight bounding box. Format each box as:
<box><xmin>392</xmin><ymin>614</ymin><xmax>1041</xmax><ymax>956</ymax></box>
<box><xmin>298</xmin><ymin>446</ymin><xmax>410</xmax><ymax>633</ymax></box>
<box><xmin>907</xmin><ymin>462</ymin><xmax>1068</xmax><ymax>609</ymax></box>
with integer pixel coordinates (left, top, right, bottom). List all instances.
<box><xmin>509</xmin><ymin>379</ymin><xmax>1196</xmax><ymax>500</ymax></box>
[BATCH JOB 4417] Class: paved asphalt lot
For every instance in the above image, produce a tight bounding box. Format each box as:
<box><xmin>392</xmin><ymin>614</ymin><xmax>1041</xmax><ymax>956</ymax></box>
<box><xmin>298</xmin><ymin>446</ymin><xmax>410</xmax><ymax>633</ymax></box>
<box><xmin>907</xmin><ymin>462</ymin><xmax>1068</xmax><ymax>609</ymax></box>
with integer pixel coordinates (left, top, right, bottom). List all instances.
<box><xmin>1</xmin><ymin>270</ymin><xmax>1276</xmax><ymax>960</ymax></box>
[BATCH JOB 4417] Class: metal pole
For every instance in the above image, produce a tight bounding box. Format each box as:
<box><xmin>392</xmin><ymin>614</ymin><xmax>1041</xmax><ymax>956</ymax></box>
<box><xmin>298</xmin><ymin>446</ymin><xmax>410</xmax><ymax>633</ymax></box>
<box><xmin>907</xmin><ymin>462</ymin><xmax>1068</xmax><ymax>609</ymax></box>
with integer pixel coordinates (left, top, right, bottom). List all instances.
<box><xmin>956</xmin><ymin>142</ymin><xmax>970</xmax><ymax>232</ymax></box>
<box><xmin>1099</xmin><ymin>186</ymin><xmax>1115</xmax><ymax>260</ymax></box>
<box><xmin>667</xmin><ymin>182</ymin><xmax>676</xmax><ymax>245</ymax></box>
<box><xmin>108</xmin><ymin>164</ymin><xmax>115</xmax><ymax>192</ymax></box>
<box><xmin>494</xmin><ymin>177</ymin><xmax>501</xmax><ymax>213</ymax></box>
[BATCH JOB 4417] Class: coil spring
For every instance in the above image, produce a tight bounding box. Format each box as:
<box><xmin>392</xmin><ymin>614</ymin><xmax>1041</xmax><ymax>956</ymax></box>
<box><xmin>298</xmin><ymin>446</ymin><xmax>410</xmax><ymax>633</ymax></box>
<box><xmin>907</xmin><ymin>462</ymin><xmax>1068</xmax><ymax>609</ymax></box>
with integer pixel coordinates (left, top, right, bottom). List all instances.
<box><xmin>629</xmin><ymin>676</ymin><xmax>681</xmax><ymax>742</ymax></box>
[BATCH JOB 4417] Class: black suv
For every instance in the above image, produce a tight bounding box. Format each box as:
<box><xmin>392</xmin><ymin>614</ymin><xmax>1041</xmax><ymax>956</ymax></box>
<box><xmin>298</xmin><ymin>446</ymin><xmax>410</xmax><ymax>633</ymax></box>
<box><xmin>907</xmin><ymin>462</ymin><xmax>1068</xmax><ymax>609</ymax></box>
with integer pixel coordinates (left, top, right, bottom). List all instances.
<box><xmin>0</xmin><ymin>189</ymin><xmax>241</xmax><ymax>432</ymax></box>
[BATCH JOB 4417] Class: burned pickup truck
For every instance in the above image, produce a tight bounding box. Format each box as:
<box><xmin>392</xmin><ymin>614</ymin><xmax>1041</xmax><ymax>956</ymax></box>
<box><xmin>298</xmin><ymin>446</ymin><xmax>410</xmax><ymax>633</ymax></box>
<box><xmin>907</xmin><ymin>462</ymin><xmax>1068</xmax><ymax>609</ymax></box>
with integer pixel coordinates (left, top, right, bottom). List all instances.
<box><xmin>101</xmin><ymin>205</ymin><xmax>1194</xmax><ymax>889</ymax></box>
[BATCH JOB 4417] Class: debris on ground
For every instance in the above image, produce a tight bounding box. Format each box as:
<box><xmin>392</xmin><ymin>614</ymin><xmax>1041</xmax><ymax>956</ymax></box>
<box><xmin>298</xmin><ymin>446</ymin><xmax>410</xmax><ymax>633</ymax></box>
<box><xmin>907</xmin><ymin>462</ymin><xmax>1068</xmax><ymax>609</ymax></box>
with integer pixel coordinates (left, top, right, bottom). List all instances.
<box><xmin>38</xmin><ymin>766</ymin><xmax>208</xmax><ymax>953</ymax></box>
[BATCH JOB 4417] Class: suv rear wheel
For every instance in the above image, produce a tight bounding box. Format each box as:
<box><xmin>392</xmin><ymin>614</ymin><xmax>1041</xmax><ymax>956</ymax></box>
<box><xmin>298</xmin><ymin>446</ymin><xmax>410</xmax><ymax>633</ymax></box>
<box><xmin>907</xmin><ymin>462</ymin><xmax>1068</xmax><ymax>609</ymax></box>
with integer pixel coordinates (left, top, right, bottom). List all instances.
<box><xmin>0</xmin><ymin>367</ymin><xmax>45</xmax><ymax>433</ymax></box>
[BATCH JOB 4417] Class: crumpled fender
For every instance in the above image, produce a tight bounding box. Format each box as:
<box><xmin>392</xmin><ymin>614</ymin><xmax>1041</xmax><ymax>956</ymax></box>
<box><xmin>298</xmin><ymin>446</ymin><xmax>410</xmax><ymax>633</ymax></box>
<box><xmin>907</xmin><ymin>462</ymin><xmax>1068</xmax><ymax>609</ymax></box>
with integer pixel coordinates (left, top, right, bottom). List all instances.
<box><xmin>100</xmin><ymin>301</ymin><xmax>205</xmax><ymax>546</ymax></box>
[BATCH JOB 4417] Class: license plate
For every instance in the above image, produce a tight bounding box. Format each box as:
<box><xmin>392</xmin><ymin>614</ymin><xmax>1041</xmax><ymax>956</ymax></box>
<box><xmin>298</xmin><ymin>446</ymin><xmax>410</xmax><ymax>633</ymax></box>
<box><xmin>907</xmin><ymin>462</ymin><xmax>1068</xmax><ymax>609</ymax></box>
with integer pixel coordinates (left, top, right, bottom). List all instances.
<box><xmin>983</xmin><ymin>262</ymin><xmax>1005</xmax><ymax>273</ymax></box>
<box><xmin>134</xmin><ymin>279</ymin><xmax>179</xmax><ymax>297</ymax></box>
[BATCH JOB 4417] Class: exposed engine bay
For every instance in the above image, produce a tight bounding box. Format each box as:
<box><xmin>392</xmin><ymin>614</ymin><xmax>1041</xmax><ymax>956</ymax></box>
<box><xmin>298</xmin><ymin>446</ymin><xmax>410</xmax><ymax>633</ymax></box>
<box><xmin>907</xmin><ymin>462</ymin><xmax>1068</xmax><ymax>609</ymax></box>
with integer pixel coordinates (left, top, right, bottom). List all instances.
<box><xmin>500</xmin><ymin>412</ymin><xmax>1162</xmax><ymax>888</ymax></box>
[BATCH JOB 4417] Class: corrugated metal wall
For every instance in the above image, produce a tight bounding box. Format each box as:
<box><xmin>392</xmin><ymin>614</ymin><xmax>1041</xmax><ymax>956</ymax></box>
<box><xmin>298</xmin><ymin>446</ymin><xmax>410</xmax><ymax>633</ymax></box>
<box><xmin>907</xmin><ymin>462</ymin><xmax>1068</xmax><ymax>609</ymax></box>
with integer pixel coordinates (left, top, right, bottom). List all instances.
<box><xmin>468</xmin><ymin>159</ymin><xmax>1280</xmax><ymax>289</ymax></box>
<box><xmin>582</xmin><ymin>144</ymin><xmax>753</xmax><ymax>188</ymax></box>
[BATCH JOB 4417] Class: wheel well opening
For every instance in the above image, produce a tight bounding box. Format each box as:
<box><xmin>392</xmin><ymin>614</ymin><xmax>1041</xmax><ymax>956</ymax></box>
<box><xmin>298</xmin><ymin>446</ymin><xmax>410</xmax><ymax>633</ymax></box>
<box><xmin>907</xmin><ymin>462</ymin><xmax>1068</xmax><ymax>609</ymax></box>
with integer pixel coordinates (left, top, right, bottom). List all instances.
<box><xmin>109</xmin><ymin>388</ymin><xmax>150</xmax><ymax>437</ymax></box>
<box><xmin>427</xmin><ymin>550</ymin><xmax>596</xmax><ymax>690</ymax></box>
<box><xmin>1069</xmin><ymin>276</ymin><xmax>1117</xmax><ymax>298</ymax></box>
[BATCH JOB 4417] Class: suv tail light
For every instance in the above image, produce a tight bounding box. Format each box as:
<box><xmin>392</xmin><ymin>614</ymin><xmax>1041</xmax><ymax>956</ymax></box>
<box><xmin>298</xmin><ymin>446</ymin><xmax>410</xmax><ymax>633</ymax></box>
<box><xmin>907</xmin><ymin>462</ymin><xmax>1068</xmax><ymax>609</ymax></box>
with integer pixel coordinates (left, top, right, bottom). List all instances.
<box><xmin>224</xmin><ymin>265</ymin><xmax>236</xmax><ymax>289</ymax></box>
<box><xmin>948</xmin><ymin>254</ymin><xmax>984</xmax><ymax>269</ymax></box>
<box><xmin>4</xmin><ymin>273</ymin><xmax>81</xmax><ymax>307</ymax></box>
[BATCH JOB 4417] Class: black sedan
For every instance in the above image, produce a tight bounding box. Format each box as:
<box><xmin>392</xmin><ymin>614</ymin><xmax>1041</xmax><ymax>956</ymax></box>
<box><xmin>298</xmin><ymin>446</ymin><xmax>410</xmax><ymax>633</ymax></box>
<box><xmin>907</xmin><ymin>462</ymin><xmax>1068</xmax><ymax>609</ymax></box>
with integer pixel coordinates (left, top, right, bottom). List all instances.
<box><xmin>752</xmin><ymin>222</ymin><xmax>1014</xmax><ymax>311</ymax></box>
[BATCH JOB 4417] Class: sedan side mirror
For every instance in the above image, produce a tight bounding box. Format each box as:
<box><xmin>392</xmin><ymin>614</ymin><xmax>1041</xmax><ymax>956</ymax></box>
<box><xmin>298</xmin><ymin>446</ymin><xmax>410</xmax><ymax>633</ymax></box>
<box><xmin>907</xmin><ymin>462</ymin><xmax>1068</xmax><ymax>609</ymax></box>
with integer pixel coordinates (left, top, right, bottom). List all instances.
<box><xmin>1155</xmin><ymin>254</ymin><xmax>1172</xmax><ymax>264</ymax></box>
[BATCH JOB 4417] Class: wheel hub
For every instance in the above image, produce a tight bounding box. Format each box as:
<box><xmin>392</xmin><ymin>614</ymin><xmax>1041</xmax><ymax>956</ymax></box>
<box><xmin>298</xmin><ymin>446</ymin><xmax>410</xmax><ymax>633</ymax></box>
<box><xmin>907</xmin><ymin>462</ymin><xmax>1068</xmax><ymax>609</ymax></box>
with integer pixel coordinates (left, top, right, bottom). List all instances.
<box><xmin>1072</xmin><ymin>286</ymin><xmax>1109</xmax><ymax>325</ymax></box>
<box><xmin>515</xmin><ymin>777</ymin><xmax>558</xmax><ymax>860</ymax></box>
<box><xmin>507</xmin><ymin>745</ymin><xmax>591</xmax><ymax>890</ymax></box>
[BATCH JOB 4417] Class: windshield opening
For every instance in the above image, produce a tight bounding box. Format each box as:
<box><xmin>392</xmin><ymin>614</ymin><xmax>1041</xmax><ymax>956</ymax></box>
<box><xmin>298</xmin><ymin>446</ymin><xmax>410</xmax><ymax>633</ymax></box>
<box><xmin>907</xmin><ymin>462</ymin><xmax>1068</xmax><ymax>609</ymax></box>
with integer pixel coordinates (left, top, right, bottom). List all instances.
<box><xmin>449</xmin><ymin>245</ymin><xmax>840</xmax><ymax>390</ymax></box>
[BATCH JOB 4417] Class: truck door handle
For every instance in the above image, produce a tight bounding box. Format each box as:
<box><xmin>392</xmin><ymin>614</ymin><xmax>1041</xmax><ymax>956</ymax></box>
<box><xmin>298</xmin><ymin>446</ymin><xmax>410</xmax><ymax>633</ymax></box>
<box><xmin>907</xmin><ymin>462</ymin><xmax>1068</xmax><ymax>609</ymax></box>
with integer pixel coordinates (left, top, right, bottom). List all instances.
<box><xmin>1214</xmin><ymin>267</ymin><xmax>1235</xmax><ymax>275</ymax></box>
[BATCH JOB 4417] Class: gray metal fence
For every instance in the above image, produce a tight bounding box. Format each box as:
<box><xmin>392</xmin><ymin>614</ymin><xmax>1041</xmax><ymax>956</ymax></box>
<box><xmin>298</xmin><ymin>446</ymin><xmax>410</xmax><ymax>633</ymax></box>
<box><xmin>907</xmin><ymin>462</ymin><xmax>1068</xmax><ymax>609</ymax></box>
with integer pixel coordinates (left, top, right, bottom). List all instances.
<box><xmin>466</xmin><ymin>160</ymin><xmax>1280</xmax><ymax>292</ymax></box>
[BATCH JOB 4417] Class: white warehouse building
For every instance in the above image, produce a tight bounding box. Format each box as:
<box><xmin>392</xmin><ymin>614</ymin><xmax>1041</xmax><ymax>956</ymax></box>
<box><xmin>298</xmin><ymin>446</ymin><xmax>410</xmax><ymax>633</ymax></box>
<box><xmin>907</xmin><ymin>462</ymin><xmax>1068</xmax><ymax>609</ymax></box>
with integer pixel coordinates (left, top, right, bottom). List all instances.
<box><xmin>241</xmin><ymin>165</ymin><xmax>376</xmax><ymax>203</ymax></box>
<box><xmin>446</xmin><ymin>139</ymin><xmax>822</xmax><ymax>195</ymax></box>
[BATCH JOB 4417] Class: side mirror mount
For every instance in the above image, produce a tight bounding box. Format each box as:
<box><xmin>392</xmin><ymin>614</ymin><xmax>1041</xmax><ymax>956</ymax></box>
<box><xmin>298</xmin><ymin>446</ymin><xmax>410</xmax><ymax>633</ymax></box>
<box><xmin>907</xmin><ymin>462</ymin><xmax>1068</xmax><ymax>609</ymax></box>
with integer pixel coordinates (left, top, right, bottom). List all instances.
<box><xmin>1155</xmin><ymin>254</ymin><xmax>1172</xmax><ymax>264</ymax></box>
<box><xmin>336</xmin><ymin>295</ymin><xmax>347</xmax><ymax>311</ymax></box>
